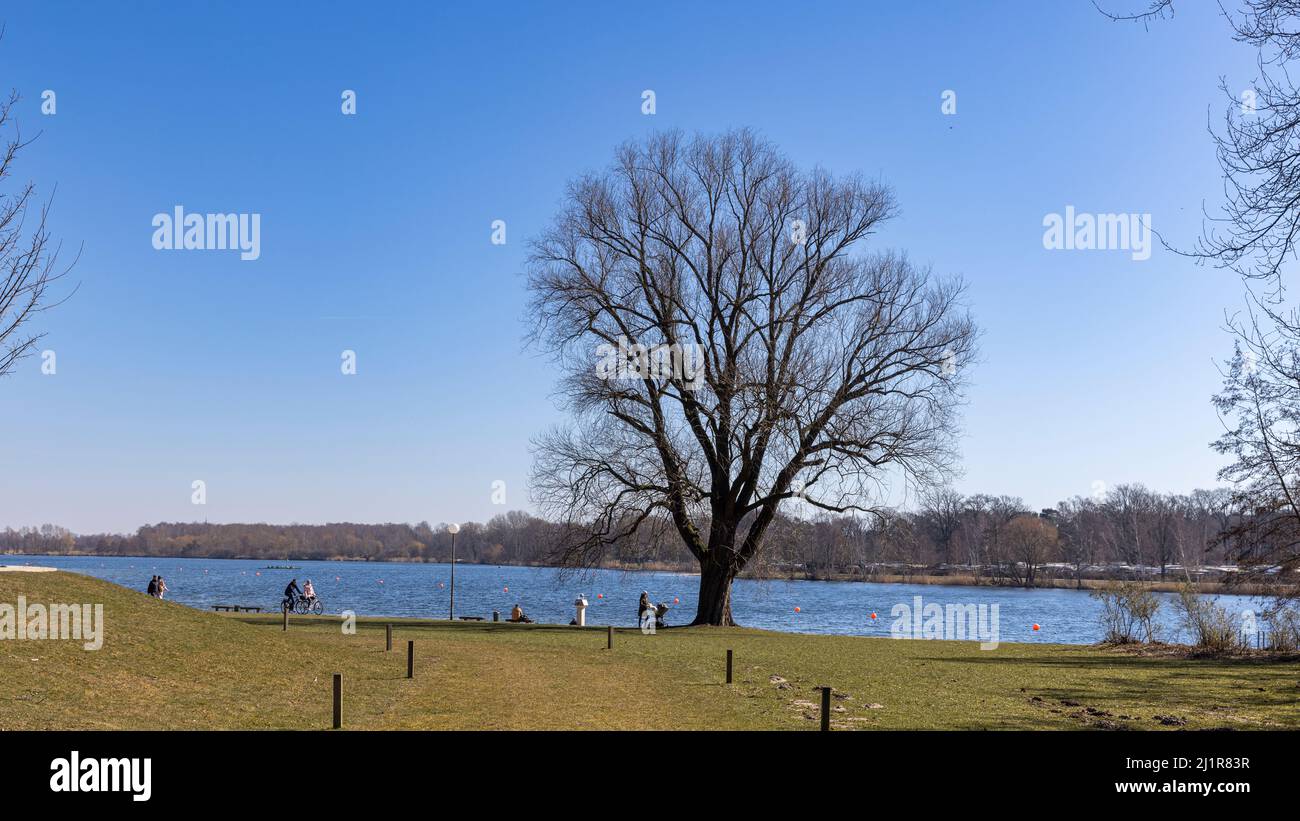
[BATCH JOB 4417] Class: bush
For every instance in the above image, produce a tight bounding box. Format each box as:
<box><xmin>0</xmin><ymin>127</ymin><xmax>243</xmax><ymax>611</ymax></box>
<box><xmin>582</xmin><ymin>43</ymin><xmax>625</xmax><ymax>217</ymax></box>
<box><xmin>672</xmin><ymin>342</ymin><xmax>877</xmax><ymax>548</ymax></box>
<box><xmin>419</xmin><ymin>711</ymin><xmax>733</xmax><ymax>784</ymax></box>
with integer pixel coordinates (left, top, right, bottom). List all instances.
<box><xmin>1175</xmin><ymin>585</ymin><xmax>1245</xmax><ymax>652</ymax></box>
<box><xmin>1264</xmin><ymin>602</ymin><xmax>1300</xmax><ymax>652</ymax></box>
<box><xmin>1093</xmin><ymin>582</ymin><xmax>1160</xmax><ymax>643</ymax></box>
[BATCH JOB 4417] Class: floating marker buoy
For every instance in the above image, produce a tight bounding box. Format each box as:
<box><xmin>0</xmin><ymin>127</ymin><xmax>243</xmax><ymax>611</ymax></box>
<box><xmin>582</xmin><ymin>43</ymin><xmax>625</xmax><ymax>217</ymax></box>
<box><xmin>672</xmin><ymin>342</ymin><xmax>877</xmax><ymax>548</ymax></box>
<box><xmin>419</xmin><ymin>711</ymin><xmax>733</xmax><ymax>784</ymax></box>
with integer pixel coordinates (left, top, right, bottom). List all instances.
<box><xmin>597</xmin><ymin>594</ymin><xmax>603</xmax><ymax>599</ymax></box>
<box><xmin>794</xmin><ymin>606</ymin><xmax>801</xmax><ymax>613</ymax></box>
<box><xmin>870</xmin><ymin>612</ymin><xmax>877</xmax><ymax>620</ymax></box>
<box><xmin>504</xmin><ymin>587</ymin><xmax>509</xmax><ymax>592</ymax></box>
<box><xmin>335</xmin><ymin>576</ymin><xmax>340</xmax><ymax>581</ymax></box>
<box><xmin>1032</xmin><ymin>624</ymin><xmax>1040</xmax><ymax>631</ymax></box>
<box><xmin>673</xmin><ymin>597</ymin><xmax>679</xmax><ymax>604</ymax></box>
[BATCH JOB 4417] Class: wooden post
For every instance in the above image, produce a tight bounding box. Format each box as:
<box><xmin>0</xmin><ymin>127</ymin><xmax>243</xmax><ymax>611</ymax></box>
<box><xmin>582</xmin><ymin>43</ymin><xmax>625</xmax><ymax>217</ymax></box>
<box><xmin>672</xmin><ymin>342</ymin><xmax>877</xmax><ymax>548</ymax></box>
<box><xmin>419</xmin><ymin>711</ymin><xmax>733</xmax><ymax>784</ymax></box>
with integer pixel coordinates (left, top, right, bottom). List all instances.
<box><xmin>726</xmin><ymin>649</ymin><xmax>733</xmax><ymax>684</ymax></box>
<box><xmin>332</xmin><ymin>673</ymin><xmax>341</xmax><ymax>729</ymax></box>
<box><xmin>407</xmin><ymin>640</ymin><xmax>414</xmax><ymax>679</ymax></box>
<box><xmin>282</xmin><ymin>604</ymin><xmax>288</xmax><ymax>631</ymax></box>
<box><xmin>820</xmin><ymin>686</ymin><xmax>832</xmax><ymax>732</ymax></box>
<box><xmin>386</xmin><ymin>623</ymin><xmax>392</xmax><ymax>652</ymax></box>
<box><xmin>607</xmin><ymin>625</ymin><xmax>613</xmax><ymax>650</ymax></box>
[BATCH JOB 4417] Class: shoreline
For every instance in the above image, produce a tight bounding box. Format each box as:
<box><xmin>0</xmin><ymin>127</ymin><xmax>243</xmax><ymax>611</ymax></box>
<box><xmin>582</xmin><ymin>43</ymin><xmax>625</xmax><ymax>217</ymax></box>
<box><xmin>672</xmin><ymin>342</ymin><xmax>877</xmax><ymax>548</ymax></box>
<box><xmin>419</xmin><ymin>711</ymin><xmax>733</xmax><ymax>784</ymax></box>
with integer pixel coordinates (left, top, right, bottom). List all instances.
<box><xmin>3</xmin><ymin>551</ymin><xmax>1289</xmax><ymax>597</ymax></box>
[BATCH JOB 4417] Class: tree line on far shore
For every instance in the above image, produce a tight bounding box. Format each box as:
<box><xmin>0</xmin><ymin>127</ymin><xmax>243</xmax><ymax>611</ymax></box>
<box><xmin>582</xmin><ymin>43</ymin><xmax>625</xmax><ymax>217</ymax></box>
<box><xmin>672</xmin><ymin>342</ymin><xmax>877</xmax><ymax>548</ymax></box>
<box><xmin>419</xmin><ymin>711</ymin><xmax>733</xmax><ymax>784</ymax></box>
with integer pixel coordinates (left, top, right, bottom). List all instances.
<box><xmin>4</xmin><ymin>482</ymin><xmax>1283</xmax><ymax>588</ymax></box>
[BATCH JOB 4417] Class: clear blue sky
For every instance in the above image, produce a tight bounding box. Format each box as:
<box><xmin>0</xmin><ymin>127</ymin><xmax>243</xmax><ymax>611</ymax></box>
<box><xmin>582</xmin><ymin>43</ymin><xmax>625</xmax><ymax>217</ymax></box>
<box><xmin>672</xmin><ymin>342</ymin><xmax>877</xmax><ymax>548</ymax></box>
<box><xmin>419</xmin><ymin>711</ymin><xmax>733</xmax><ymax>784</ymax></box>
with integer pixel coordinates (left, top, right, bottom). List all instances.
<box><xmin>0</xmin><ymin>1</ymin><xmax>1257</xmax><ymax>533</ymax></box>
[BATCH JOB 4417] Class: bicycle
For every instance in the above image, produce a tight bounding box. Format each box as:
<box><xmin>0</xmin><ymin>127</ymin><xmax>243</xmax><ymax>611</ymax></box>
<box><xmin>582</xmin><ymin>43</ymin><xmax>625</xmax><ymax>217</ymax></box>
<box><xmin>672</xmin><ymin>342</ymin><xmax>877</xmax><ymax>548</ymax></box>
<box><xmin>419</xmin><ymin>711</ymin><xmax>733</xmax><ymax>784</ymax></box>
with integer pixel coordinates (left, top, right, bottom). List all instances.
<box><xmin>283</xmin><ymin>596</ymin><xmax>324</xmax><ymax>616</ymax></box>
<box><xmin>293</xmin><ymin>596</ymin><xmax>324</xmax><ymax>615</ymax></box>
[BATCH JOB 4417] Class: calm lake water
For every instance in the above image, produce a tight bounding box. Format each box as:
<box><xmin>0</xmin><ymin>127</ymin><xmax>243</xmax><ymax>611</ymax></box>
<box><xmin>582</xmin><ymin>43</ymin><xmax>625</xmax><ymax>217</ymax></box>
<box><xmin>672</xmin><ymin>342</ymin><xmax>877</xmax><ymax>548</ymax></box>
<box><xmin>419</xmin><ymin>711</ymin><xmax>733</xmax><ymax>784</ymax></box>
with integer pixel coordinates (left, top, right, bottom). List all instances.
<box><xmin>3</xmin><ymin>554</ymin><xmax>1269</xmax><ymax>645</ymax></box>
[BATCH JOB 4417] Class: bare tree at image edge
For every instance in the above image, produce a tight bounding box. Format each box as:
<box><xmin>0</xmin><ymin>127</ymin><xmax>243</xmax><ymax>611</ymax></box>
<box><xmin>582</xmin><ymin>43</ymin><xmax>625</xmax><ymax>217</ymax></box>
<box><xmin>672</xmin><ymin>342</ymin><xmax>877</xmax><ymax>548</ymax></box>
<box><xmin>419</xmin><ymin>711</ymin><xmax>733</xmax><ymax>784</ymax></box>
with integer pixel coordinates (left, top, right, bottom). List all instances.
<box><xmin>0</xmin><ymin>82</ymin><xmax>73</xmax><ymax>378</ymax></box>
<box><xmin>526</xmin><ymin>130</ymin><xmax>978</xmax><ymax>626</ymax></box>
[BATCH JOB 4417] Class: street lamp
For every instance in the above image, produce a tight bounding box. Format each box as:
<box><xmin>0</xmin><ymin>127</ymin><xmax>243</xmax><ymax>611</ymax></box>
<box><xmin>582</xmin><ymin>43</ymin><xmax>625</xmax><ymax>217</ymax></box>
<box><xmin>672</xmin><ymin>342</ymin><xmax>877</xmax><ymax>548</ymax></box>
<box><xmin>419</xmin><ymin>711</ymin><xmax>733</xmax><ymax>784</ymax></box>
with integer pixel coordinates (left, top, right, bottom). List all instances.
<box><xmin>447</xmin><ymin>522</ymin><xmax>460</xmax><ymax>620</ymax></box>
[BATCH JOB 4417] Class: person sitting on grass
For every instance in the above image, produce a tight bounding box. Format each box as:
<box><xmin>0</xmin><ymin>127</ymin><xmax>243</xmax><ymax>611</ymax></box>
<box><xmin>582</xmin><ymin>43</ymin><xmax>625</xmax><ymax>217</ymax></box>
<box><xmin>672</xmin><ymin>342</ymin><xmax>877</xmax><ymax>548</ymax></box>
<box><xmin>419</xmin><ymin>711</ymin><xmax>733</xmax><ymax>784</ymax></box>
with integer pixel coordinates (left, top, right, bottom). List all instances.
<box><xmin>509</xmin><ymin>604</ymin><xmax>533</xmax><ymax>623</ymax></box>
<box><xmin>283</xmin><ymin>578</ymin><xmax>302</xmax><ymax>611</ymax></box>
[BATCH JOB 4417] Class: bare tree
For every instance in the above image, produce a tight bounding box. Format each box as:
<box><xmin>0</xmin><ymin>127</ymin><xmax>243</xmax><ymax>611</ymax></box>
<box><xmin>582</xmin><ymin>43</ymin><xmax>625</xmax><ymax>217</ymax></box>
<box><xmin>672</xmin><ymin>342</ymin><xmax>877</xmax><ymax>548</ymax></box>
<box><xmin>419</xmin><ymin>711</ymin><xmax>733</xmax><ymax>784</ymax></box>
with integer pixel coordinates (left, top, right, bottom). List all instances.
<box><xmin>994</xmin><ymin>514</ymin><xmax>1059</xmax><ymax>588</ymax></box>
<box><xmin>1095</xmin><ymin>1</ymin><xmax>1300</xmax><ymax>589</ymax></box>
<box><xmin>1213</xmin><ymin>317</ymin><xmax>1300</xmax><ymax>587</ymax></box>
<box><xmin>527</xmin><ymin>130</ymin><xmax>977</xmax><ymax>625</ymax></box>
<box><xmin>918</xmin><ymin>485</ymin><xmax>964</xmax><ymax>564</ymax></box>
<box><xmin>1056</xmin><ymin>495</ymin><xmax>1109</xmax><ymax>588</ymax></box>
<box><xmin>0</xmin><ymin>85</ymin><xmax>70</xmax><ymax>377</ymax></box>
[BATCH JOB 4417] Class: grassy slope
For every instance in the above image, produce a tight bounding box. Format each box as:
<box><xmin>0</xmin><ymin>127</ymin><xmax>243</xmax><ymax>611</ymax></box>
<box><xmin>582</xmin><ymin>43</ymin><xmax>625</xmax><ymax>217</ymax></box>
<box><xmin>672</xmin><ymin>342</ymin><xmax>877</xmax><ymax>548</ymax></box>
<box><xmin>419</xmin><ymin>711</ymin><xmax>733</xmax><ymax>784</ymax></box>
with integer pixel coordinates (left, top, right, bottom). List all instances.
<box><xmin>2</xmin><ymin>571</ymin><xmax>1298</xmax><ymax>730</ymax></box>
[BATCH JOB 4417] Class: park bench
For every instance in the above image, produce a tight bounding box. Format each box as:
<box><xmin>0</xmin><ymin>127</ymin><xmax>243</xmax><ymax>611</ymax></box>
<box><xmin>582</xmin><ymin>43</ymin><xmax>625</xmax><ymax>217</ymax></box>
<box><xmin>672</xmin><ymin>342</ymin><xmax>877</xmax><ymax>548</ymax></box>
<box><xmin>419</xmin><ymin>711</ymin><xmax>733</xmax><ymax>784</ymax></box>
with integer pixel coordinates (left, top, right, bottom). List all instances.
<box><xmin>457</xmin><ymin>616</ymin><xmax>485</xmax><ymax>621</ymax></box>
<box><xmin>212</xmin><ymin>604</ymin><xmax>263</xmax><ymax>613</ymax></box>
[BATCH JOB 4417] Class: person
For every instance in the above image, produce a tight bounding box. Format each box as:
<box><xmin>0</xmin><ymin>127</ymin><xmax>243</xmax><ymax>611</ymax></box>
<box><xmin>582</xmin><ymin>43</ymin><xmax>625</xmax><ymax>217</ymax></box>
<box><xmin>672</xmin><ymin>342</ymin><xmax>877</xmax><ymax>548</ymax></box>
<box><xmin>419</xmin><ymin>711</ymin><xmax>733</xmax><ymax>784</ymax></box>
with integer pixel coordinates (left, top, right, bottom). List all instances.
<box><xmin>283</xmin><ymin>578</ymin><xmax>302</xmax><ymax>611</ymax></box>
<box><xmin>156</xmin><ymin>577</ymin><xmax>168</xmax><ymax>599</ymax></box>
<box><xmin>509</xmin><ymin>604</ymin><xmax>533</xmax><ymax>624</ymax></box>
<box><xmin>302</xmin><ymin>579</ymin><xmax>316</xmax><ymax>604</ymax></box>
<box><xmin>638</xmin><ymin>591</ymin><xmax>652</xmax><ymax>628</ymax></box>
<box><xmin>146</xmin><ymin>576</ymin><xmax>158</xmax><ymax>597</ymax></box>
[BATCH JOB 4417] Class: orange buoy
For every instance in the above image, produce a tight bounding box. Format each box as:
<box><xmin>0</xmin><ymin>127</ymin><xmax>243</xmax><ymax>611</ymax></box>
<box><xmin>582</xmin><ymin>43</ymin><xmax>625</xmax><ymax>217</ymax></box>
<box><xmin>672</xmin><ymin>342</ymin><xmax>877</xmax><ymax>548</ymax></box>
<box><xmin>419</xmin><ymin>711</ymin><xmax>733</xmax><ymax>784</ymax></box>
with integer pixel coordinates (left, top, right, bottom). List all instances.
<box><xmin>673</xmin><ymin>597</ymin><xmax>679</xmax><ymax>604</ymax></box>
<box><xmin>794</xmin><ymin>606</ymin><xmax>801</xmax><ymax>613</ymax></box>
<box><xmin>1032</xmin><ymin>623</ymin><xmax>1040</xmax><ymax>631</ymax></box>
<box><xmin>870</xmin><ymin>612</ymin><xmax>877</xmax><ymax>620</ymax></box>
<box><xmin>597</xmin><ymin>594</ymin><xmax>603</xmax><ymax>599</ymax></box>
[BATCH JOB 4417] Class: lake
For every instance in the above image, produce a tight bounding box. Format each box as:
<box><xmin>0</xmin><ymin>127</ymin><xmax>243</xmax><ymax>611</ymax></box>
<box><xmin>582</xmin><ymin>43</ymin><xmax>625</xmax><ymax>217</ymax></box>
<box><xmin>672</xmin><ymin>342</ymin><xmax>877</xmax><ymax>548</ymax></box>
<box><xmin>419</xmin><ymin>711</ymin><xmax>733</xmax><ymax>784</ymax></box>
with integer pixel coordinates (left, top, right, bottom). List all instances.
<box><xmin>3</xmin><ymin>554</ymin><xmax>1269</xmax><ymax>645</ymax></box>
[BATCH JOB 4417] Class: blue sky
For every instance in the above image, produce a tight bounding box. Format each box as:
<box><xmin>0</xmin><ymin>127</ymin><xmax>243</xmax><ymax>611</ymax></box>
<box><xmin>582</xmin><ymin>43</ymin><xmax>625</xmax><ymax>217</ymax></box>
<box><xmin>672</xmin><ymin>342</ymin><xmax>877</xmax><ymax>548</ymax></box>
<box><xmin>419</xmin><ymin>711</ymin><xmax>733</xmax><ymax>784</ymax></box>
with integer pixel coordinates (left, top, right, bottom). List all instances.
<box><xmin>0</xmin><ymin>1</ymin><xmax>1259</xmax><ymax>533</ymax></box>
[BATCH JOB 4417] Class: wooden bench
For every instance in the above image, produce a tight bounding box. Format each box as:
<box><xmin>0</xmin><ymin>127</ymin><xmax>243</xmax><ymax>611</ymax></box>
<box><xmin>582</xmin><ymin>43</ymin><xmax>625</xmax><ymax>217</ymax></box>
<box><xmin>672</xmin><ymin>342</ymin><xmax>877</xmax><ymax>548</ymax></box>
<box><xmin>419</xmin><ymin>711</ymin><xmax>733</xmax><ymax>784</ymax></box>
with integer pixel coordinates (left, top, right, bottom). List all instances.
<box><xmin>212</xmin><ymin>604</ymin><xmax>263</xmax><ymax>613</ymax></box>
<box><xmin>457</xmin><ymin>616</ymin><xmax>485</xmax><ymax>621</ymax></box>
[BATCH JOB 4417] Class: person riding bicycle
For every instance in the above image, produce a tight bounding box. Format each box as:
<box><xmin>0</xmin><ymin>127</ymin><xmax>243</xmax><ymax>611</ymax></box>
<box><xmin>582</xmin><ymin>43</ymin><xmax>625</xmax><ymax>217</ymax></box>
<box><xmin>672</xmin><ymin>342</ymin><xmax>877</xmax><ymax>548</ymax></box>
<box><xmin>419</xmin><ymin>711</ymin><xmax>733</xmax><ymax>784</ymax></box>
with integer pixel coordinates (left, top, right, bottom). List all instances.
<box><xmin>283</xmin><ymin>578</ymin><xmax>302</xmax><ymax>611</ymax></box>
<box><xmin>302</xmin><ymin>579</ymin><xmax>316</xmax><ymax>605</ymax></box>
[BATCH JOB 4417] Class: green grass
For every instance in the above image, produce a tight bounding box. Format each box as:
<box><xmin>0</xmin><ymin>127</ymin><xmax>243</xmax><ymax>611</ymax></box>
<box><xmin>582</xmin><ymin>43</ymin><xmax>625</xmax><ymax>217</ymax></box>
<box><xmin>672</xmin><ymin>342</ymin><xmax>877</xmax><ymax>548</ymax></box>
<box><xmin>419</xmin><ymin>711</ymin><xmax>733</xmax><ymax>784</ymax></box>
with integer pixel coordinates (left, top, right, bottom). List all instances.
<box><xmin>3</xmin><ymin>571</ymin><xmax>1298</xmax><ymax>730</ymax></box>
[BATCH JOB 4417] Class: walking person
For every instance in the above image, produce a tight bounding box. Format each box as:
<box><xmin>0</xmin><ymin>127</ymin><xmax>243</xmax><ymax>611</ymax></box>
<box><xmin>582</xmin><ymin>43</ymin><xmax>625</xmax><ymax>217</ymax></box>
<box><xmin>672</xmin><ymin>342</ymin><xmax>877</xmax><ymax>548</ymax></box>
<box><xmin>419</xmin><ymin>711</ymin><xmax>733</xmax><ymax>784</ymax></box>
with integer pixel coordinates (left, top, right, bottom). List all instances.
<box><xmin>156</xmin><ymin>576</ymin><xmax>168</xmax><ymax>599</ymax></box>
<box><xmin>146</xmin><ymin>576</ymin><xmax>158</xmax><ymax>597</ymax></box>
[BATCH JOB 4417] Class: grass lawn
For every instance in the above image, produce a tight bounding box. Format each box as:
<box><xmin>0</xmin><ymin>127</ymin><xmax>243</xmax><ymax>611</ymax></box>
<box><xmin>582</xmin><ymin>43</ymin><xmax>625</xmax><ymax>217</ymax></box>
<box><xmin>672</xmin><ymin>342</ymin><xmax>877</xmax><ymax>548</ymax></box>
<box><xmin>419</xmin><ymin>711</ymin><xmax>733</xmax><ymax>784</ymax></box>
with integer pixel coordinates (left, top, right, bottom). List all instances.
<box><xmin>3</xmin><ymin>571</ymin><xmax>1298</xmax><ymax>730</ymax></box>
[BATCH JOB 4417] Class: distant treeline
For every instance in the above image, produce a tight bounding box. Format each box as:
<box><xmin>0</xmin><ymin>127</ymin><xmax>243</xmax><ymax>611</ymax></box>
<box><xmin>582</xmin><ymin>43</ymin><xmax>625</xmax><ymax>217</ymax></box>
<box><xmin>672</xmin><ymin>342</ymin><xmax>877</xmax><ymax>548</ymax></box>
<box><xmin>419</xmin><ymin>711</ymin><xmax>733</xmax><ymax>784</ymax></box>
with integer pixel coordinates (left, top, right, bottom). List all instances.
<box><xmin>2</xmin><ymin>484</ymin><xmax>1279</xmax><ymax>586</ymax></box>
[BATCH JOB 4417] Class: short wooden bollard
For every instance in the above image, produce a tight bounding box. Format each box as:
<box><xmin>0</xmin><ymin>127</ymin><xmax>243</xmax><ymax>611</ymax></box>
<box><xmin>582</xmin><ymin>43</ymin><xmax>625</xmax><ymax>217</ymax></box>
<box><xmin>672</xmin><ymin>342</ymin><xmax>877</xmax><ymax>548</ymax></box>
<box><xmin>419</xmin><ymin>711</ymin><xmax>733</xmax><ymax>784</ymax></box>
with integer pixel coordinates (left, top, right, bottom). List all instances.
<box><xmin>820</xmin><ymin>686</ymin><xmax>832</xmax><ymax>732</ymax></box>
<box><xmin>332</xmin><ymin>673</ymin><xmax>341</xmax><ymax>729</ymax></box>
<box><xmin>282</xmin><ymin>605</ymin><xmax>288</xmax><ymax>631</ymax></box>
<box><xmin>407</xmin><ymin>640</ymin><xmax>414</xmax><ymax>679</ymax></box>
<box><xmin>726</xmin><ymin>649</ymin><xmax>733</xmax><ymax>684</ymax></box>
<box><xmin>386</xmin><ymin>624</ymin><xmax>392</xmax><ymax>652</ymax></box>
<box><xmin>607</xmin><ymin>625</ymin><xmax>613</xmax><ymax>649</ymax></box>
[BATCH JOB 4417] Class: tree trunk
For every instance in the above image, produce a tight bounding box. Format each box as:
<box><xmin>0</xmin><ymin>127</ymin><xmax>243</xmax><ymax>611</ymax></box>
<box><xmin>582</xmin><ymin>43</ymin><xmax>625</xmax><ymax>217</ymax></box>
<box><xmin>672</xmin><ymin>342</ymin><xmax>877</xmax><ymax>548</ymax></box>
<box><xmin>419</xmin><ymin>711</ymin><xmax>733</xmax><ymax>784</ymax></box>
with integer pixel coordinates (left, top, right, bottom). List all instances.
<box><xmin>691</xmin><ymin>561</ymin><xmax>737</xmax><ymax>626</ymax></box>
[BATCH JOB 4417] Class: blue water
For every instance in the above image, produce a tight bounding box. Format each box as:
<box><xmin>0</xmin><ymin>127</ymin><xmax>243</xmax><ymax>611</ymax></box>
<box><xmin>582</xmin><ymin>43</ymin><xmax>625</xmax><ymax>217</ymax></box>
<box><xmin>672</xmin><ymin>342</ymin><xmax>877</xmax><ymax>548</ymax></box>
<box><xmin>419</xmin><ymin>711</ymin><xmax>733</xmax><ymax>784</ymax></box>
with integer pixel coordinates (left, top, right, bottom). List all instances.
<box><xmin>1</xmin><ymin>554</ymin><xmax>1268</xmax><ymax>644</ymax></box>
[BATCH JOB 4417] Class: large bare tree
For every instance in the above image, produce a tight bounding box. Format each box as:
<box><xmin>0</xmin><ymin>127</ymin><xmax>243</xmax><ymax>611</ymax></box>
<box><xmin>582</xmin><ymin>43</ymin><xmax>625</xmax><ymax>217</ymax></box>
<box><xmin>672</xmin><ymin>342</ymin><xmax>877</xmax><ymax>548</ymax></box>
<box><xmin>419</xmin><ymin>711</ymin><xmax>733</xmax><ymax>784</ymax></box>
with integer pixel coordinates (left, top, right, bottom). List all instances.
<box><xmin>527</xmin><ymin>130</ymin><xmax>977</xmax><ymax>625</ymax></box>
<box><xmin>0</xmin><ymin>85</ymin><xmax>68</xmax><ymax>378</ymax></box>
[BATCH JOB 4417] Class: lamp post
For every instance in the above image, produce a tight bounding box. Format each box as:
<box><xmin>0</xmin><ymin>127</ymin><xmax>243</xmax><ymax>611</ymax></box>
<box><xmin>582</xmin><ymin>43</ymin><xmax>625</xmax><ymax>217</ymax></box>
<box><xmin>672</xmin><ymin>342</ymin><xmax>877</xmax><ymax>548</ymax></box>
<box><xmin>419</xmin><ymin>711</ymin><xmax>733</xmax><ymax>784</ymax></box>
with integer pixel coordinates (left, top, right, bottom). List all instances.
<box><xmin>447</xmin><ymin>522</ymin><xmax>460</xmax><ymax>620</ymax></box>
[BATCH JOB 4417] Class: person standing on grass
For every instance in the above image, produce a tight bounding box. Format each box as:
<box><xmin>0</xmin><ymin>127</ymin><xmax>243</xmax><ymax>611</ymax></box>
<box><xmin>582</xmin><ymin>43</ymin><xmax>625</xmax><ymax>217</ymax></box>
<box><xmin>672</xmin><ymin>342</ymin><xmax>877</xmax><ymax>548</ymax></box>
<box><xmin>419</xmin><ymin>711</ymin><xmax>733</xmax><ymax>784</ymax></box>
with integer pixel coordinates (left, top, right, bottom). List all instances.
<box><xmin>638</xmin><ymin>591</ymin><xmax>652</xmax><ymax>628</ymax></box>
<box><xmin>157</xmin><ymin>577</ymin><xmax>168</xmax><ymax>599</ymax></box>
<box><xmin>147</xmin><ymin>576</ymin><xmax>158</xmax><ymax>597</ymax></box>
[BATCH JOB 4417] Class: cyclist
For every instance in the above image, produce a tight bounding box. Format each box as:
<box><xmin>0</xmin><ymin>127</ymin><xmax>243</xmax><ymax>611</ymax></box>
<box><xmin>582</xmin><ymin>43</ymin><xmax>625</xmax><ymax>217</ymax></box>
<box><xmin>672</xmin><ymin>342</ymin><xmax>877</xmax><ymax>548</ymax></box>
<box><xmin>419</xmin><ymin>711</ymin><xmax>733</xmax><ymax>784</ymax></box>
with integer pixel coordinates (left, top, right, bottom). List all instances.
<box><xmin>283</xmin><ymin>578</ymin><xmax>302</xmax><ymax>612</ymax></box>
<box><xmin>302</xmin><ymin>579</ymin><xmax>316</xmax><ymax>606</ymax></box>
